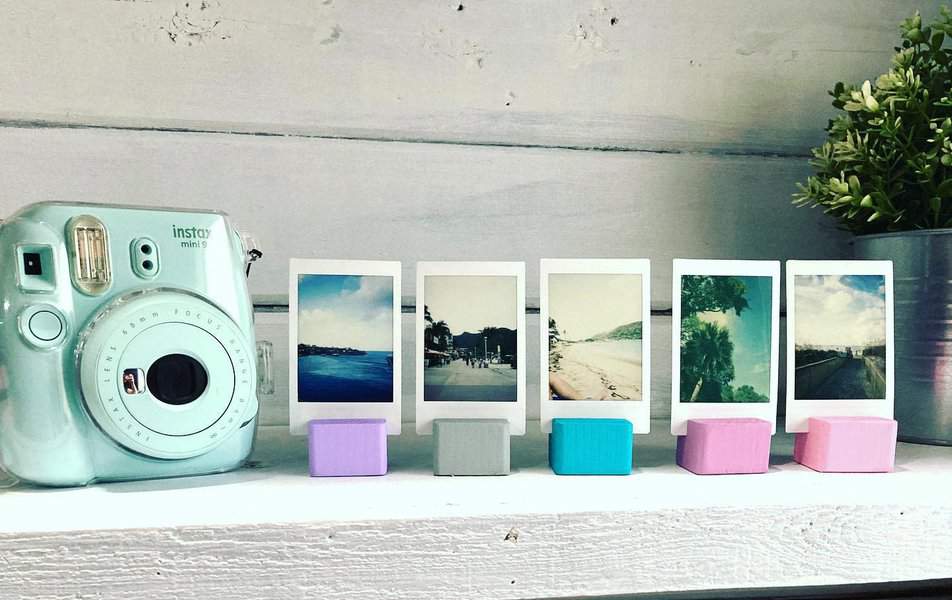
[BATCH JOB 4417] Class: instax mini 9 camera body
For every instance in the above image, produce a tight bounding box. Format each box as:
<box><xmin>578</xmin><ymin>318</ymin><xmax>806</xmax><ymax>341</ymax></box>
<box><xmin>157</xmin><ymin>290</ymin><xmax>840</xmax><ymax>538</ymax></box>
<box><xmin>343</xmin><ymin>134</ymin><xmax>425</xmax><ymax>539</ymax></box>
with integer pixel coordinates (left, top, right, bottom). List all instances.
<box><xmin>0</xmin><ymin>202</ymin><xmax>259</xmax><ymax>486</ymax></box>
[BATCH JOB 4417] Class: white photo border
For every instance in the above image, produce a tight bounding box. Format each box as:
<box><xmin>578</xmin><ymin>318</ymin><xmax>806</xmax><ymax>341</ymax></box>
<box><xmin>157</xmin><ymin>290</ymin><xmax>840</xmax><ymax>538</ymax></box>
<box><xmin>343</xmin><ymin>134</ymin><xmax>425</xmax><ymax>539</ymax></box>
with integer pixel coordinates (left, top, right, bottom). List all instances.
<box><xmin>784</xmin><ymin>260</ymin><xmax>894</xmax><ymax>433</ymax></box>
<box><xmin>670</xmin><ymin>259</ymin><xmax>781</xmax><ymax>435</ymax></box>
<box><xmin>415</xmin><ymin>261</ymin><xmax>526</xmax><ymax>435</ymax></box>
<box><xmin>288</xmin><ymin>259</ymin><xmax>402</xmax><ymax>435</ymax></box>
<box><xmin>539</xmin><ymin>259</ymin><xmax>651</xmax><ymax>433</ymax></box>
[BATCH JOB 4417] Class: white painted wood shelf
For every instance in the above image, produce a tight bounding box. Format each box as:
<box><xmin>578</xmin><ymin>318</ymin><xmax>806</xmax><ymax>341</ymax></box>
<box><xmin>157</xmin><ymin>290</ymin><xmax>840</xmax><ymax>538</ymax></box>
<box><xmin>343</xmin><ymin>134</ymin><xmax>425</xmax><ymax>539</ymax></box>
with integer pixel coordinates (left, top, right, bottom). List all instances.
<box><xmin>2</xmin><ymin>420</ymin><xmax>951</xmax><ymax>600</ymax></box>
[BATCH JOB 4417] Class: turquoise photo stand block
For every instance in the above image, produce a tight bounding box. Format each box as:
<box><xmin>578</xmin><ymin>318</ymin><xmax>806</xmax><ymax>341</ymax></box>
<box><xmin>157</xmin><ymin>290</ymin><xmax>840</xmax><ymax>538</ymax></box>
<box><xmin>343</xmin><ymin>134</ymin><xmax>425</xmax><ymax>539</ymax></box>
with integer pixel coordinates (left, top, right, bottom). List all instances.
<box><xmin>548</xmin><ymin>418</ymin><xmax>634</xmax><ymax>475</ymax></box>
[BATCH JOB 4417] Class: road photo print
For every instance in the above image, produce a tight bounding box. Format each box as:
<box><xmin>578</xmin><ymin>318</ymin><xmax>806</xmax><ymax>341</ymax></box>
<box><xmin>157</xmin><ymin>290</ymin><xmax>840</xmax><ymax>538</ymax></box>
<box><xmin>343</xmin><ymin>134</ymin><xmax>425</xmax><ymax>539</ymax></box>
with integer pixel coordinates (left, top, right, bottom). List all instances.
<box><xmin>422</xmin><ymin>275</ymin><xmax>518</xmax><ymax>402</ymax></box>
<box><xmin>793</xmin><ymin>274</ymin><xmax>887</xmax><ymax>400</ymax></box>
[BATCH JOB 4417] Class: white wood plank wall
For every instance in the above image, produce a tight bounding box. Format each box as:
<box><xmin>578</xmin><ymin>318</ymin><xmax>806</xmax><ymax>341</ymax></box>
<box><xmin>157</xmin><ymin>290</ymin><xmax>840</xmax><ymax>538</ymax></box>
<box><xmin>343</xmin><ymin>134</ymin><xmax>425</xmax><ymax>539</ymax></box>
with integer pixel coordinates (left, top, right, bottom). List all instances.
<box><xmin>0</xmin><ymin>0</ymin><xmax>937</xmax><ymax>424</ymax></box>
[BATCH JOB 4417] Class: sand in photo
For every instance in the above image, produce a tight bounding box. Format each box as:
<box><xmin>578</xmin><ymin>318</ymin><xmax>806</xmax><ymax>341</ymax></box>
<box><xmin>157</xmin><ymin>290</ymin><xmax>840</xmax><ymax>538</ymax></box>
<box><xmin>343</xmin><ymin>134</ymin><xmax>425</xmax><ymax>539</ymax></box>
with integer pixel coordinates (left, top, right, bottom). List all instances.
<box><xmin>794</xmin><ymin>274</ymin><xmax>887</xmax><ymax>400</ymax></box>
<box><xmin>297</xmin><ymin>274</ymin><xmax>394</xmax><ymax>403</ymax></box>
<box><xmin>547</xmin><ymin>273</ymin><xmax>643</xmax><ymax>401</ymax></box>
<box><xmin>679</xmin><ymin>274</ymin><xmax>772</xmax><ymax>403</ymax></box>
<box><xmin>423</xmin><ymin>275</ymin><xmax>518</xmax><ymax>402</ymax></box>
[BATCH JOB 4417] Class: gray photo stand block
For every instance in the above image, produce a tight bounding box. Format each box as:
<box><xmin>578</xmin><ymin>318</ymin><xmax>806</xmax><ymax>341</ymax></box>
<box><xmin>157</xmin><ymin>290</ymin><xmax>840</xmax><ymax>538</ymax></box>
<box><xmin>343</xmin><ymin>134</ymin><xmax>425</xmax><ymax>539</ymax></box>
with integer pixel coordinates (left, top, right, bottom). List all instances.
<box><xmin>433</xmin><ymin>419</ymin><xmax>511</xmax><ymax>476</ymax></box>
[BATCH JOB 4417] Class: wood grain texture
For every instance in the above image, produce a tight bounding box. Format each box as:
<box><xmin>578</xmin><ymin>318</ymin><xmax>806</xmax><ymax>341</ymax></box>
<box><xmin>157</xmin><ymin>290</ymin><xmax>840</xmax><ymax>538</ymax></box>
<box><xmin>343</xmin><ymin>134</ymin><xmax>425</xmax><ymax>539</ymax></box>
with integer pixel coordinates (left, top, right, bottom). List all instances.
<box><xmin>0</xmin><ymin>126</ymin><xmax>848</xmax><ymax>304</ymax></box>
<box><xmin>4</xmin><ymin>424</ymin><xmax>952</xmax><ymax>598</ymax></box>
<box><xmin>0</xmin><ymin>0</ymin><xmax>938</xmax><ymax>154</ymax></box>
<box><xmin>2</xmin><ymin>506</ymin><xmax>950</xmax><ymax>600</ymax></box>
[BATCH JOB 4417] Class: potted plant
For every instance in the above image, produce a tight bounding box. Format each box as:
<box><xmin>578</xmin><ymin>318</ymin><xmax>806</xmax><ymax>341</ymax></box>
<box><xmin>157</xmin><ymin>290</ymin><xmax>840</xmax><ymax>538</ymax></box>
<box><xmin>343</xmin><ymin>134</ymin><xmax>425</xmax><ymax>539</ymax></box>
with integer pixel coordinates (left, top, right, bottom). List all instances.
<box><xmin>794</xmin><ymin>8</ymin><xmax>952</xmax><ymax>444</ymax></box>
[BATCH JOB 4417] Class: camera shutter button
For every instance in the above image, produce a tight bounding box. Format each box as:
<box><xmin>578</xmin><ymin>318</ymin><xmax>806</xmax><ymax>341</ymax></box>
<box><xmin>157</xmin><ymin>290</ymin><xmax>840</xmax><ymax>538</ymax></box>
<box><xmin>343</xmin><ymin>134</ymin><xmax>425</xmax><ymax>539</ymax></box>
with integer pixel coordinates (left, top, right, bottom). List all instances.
<box><xmin>19</xmin><ymin>305</ymin><xmax>67</xmax><ymax>347</ymax></box>
<box><xmin>30</xmin><ymin>311</ymin><xmax>63</xmax><ymax>341</ymax></box>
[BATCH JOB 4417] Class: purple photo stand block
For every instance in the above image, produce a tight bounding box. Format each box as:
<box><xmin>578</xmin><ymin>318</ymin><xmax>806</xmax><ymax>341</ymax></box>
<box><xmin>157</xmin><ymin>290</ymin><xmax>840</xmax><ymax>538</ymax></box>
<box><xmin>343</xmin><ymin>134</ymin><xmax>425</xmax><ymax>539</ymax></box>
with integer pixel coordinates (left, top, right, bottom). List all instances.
<box><xmin>794</xmin><ymin>416</ymin><xmax>897</xmax><ymax>473</ymax></box>
<box><xmin>676</xmin><ymin>417</ymin><xmax>771</xmax><ymax>475</ymax></box>
<box><xmin>308</xmin><ymin>419</ymin><xmax>388</xmax><ymax>477</ymax></box>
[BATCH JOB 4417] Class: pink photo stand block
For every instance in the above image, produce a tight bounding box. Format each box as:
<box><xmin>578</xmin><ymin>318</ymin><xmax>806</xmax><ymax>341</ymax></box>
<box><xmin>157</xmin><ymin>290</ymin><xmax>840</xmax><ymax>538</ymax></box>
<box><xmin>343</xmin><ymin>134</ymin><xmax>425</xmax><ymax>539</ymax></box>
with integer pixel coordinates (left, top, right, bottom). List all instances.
<box><xmin>794</xmin><ymin>416</ymin><xmax>897</xmax><ymax>473</ymax></box>
<box><xmin>308</xmin><ymin>419</ymin><xmax>388</xmax><ymax>477</ymax></box>
<box><xmin>676</xmin><ymin>418</ymin><xmax>771</xmax><ymax>475</ymax></box>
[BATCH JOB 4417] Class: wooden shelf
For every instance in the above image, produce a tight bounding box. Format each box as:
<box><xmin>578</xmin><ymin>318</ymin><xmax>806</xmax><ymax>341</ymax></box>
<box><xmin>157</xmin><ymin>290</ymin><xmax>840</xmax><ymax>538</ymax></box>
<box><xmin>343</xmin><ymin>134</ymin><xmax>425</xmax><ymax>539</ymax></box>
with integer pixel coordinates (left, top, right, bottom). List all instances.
<box><xmin>2</xmin><ymin>420</ymin><xmax>952</xmax><ymax>599</ymax></box>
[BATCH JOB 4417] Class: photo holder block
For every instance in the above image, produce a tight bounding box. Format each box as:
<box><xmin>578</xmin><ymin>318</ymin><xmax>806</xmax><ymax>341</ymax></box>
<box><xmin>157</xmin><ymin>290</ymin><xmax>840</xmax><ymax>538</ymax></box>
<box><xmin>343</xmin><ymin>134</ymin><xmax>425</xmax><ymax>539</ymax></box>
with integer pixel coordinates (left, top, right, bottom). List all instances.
<box><xmin>793</xmin><ymin>416</ymin><xmax>897</xmax><ymax>473</ymax></box>
<box><xmin>309</xmin><ymin>419</ymin><xmax>388</xmax><ymax>477</ymax></box>
<box><xmin>433</xmin><ymin>419</ymin><xmax>510</xmax><ymax>476</ymax></box>
<box><xmin>676</xmin><ymin>418</ymin><xmax>771</xmax><ymax>475</ymax></box>
<box><xmin>549</xmin><ymin>418</ymin><xmax>633</xmax><ymax>475</ymax></box>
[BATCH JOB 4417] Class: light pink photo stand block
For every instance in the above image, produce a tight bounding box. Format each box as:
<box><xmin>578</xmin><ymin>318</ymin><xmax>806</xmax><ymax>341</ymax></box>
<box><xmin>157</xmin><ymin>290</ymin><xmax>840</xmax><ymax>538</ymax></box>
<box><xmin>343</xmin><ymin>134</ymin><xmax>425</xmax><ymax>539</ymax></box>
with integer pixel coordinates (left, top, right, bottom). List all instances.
<box><xmin>676</xmin><ymin>418</ymin><xmax>771</xmax><ymax>475</ymax></box>
<box><xmin>794</xmin><ymin>416</ymin><xmax>897</xmax><ymax>473</ymax></box>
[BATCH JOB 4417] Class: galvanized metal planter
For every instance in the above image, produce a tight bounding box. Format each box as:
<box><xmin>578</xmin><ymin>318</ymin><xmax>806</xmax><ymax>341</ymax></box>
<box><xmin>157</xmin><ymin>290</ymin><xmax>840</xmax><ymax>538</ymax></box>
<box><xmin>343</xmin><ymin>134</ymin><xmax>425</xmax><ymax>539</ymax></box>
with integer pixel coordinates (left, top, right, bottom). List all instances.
<box><xmin>854</xmin><ymin>230</ymin><xmax>952</xmax><ymax>445</ymax></box>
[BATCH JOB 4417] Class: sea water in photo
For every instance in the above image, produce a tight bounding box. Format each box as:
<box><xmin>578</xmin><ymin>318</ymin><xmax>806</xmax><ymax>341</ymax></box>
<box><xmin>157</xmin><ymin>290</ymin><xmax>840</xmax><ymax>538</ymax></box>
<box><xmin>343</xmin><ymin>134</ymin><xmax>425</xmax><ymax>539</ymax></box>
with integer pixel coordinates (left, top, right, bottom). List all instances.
<box><xmin>298</xmin><ymin>351</ymin><xmax>394</xmax><ymax>402</ymax></box>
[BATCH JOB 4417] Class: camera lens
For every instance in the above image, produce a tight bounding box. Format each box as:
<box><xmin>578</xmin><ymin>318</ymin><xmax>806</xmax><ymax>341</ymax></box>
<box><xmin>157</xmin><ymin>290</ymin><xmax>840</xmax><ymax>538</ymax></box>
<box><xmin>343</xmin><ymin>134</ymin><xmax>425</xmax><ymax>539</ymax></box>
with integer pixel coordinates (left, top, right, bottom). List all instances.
<box><xmin>146</xmin><ymin>354</ymin><xmax>208</xmax><ymax>406</ymax></box>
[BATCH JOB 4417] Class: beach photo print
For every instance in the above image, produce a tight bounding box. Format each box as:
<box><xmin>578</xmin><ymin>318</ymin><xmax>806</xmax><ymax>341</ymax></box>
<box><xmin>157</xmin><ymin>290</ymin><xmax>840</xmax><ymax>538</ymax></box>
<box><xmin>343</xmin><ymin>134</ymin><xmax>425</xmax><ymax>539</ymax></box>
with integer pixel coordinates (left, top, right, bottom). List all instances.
<box><xmin>539</xmin><ymin>259</ymin><xmax>651</xmax><ymax>433</ymax></box>
<box><xmin>288</xmin><ymin>259</ymin><xmax>402</xmax><ymax>435</ymax></box>
<box><xmin>415</xmin><ymin>262</ymin><xmax>526</xmax><ymax>434</ymax></box>
<box><xmin>785</xmin><ymin>260</ymin><xmax>894</xmax><ymax>432</ymax></box>
<box><xmin>670</xmin><ymin>259</ymin><xmax>780</xmax><ymax>435</ymax></box>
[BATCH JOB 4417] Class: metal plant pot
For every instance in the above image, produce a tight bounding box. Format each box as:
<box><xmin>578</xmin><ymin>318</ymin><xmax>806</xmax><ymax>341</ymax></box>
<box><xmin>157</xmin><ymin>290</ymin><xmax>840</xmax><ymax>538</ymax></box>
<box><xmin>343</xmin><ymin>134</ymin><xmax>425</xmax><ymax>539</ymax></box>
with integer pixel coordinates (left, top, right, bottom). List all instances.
<box><xmin>854</xmin><ymin>229</ymin><xmax>952</xmax><ymax>445</ymax></box>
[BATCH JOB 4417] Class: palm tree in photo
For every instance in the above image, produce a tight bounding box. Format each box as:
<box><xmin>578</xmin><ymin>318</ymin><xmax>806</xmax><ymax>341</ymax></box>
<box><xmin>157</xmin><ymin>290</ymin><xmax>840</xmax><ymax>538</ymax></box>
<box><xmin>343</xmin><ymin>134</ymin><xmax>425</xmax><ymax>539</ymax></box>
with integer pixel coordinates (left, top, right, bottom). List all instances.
<box><xmin>548</xmin><ymin>318</ymin><xmax>560</xmax><ymax>350</ymax></box>
<box><xmin>432</xmin><ymin>320</ymin><xmax>451</xmax><ymax>351</ymax></box>
<box><xmin>683</xmin><ymin>321</ymin><xmax>735</xmax><ymax>402</ymax></box>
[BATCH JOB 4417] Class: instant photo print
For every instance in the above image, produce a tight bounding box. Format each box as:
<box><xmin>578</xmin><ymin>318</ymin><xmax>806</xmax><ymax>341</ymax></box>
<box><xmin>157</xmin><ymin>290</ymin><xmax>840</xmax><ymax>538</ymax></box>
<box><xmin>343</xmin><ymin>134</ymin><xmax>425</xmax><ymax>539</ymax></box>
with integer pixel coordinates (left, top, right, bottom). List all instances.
<box><xmin>785</xmin><ymin>261</ymin><xmax>895</xmax><ymax>432</ymax></box>
<box><xmin>289</xmin><ymin>260</ymin><xmax>402</xmax><ymax>437</ymax></box>
<box><xmin>540</xmin><ymin>259</ymin><xmax>651</xmax><ymax>433</ymax></box>
<box><xmin>670</xmin><ymin>260</ymin><xmax>781</xmax><ymax>435</ymax></box>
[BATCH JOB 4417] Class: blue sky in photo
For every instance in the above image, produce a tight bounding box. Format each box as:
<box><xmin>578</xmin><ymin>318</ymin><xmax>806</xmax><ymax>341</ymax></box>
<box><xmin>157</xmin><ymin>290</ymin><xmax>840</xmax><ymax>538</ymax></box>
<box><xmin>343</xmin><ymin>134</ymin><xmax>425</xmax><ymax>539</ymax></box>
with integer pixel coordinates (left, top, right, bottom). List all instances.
<box><xmin>297</xmin><ymin>274</ymin><xmax>394</xmax><ymax>351</ymax></box>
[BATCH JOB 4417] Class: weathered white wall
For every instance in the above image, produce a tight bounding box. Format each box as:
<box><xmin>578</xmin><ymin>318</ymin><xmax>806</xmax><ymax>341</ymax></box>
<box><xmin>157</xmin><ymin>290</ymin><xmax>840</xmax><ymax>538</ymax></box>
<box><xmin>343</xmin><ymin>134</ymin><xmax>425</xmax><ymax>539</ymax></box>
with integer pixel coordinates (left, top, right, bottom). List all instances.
<box><xmin>0</xmin><ymin>0</ymin><xmax>930</xmax><ymax>155</ymax></box>
<box><xmin>0</xmin><ymin>0</ymin><xmax>931</xmax><ymax>425</ymax></box>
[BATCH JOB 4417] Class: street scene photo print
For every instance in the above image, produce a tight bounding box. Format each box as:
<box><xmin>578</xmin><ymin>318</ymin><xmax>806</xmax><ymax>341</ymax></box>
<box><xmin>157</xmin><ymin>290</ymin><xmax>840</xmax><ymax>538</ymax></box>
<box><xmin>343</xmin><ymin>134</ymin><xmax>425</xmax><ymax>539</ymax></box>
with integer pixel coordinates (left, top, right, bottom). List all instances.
<box><xmin>423</xmin><ymin>275</ymin><xmax>518</xmax><ymax>402</ymax></box>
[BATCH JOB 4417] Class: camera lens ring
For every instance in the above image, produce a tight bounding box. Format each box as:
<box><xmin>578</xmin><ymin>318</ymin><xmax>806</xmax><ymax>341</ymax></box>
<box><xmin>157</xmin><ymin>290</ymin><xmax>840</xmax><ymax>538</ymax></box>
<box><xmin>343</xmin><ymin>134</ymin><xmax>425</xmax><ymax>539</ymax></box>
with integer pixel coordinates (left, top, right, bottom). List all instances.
<box><xmin>78</xmin><ymin>291</ymin><xmax>257</xmax><ymax>460</ymax></box>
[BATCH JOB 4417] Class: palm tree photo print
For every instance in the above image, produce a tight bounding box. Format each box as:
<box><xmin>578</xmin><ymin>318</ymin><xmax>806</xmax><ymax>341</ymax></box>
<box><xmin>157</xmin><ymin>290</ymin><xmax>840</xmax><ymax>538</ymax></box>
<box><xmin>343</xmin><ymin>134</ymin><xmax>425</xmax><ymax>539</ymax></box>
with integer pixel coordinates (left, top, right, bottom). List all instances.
<box><xmin>679</xmin><ymin>275</ymin><xmax>773</xmax><ymax>403</ymax></box>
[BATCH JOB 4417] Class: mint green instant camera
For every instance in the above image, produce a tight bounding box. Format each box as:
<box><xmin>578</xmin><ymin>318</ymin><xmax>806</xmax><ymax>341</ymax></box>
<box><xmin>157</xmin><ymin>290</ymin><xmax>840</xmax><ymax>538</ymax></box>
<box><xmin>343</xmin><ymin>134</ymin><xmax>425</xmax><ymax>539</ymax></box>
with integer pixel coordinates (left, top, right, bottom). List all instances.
<box><xmin>0</xmin><ymin>202</ymin><xmax>259</xmax><ymax>486</ymax></box>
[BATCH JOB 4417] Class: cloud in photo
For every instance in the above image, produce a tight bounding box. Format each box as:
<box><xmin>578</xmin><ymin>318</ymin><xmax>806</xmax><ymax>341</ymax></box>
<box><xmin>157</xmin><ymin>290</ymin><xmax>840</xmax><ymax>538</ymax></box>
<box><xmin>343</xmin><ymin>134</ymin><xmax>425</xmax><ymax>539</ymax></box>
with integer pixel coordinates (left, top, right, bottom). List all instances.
<box><xmin>298</xmin><ymin>274</ymin><xmax>393</xmax><ymax>351</ymax></box>
<box><xmin>795</xmin><ymin>274</ymin><xmax>886</xmax><ymax>348</ymax></box>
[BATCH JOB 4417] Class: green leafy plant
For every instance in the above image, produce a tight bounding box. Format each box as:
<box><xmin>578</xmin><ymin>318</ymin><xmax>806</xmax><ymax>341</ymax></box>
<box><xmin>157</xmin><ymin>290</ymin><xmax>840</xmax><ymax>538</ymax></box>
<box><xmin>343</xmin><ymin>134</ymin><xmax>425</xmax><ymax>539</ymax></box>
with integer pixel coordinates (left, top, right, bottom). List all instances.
<box><xmin>793</xmin><ymin>8</ymin><xmax>952</xmax><ymax>234</ymax></box>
